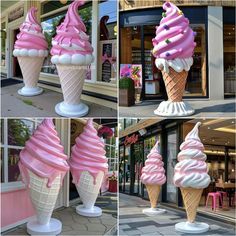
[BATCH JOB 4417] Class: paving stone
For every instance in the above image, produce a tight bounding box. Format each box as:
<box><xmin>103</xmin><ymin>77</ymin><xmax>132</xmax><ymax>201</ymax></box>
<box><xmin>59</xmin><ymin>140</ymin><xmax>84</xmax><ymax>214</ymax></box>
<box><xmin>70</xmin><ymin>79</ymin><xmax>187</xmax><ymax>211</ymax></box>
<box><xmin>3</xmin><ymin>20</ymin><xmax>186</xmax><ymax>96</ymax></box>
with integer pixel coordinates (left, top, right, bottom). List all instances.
<box><xmin>86</xmin><ymin>223</ymin><xmax>106</xmax><ymax>232</ymax></box>
<box><xmin>125</xmin><ymin>229</ymin><xmax>142</xmax><ymax>235</ymax></box>
<box><xmin>119</xmin><ymin>224</ymin><xmax>131</xmax><ymax>230</ymax></box>
<box><xmin>137</xmin><ymin>225</ymin><xmax>159</xmax><ymax>234</ymax></box>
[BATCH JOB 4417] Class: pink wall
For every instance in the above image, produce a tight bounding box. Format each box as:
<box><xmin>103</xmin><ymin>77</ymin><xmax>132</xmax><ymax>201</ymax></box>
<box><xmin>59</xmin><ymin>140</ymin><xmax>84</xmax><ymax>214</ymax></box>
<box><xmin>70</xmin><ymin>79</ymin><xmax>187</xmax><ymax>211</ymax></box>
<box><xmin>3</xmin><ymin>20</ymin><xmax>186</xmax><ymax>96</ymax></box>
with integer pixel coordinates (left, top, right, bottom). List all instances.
<box><xmin>1</xmin><ymin>188</ymin><xmax>35</xmax><ymax>229</ymax></box>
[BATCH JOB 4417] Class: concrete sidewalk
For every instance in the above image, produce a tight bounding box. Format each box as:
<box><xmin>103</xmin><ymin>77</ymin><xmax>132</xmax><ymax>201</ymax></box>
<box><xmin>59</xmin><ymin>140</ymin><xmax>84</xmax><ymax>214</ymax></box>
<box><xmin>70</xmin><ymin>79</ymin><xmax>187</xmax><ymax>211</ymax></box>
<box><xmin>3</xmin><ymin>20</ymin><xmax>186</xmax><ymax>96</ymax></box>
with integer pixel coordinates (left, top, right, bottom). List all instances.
<box><xmin>3</xmin><ymin>193</ymin><xmax>117</xmax><ymax>236</ymax></box>
<box><xmin>119</xmin><ymin>99</ymin><xmax>235</xmax><ymax>118</ymax></box>
<box><xmin>1</xmin><ymin>84</ymin><xmax>117</xmax><ymax>117</ymax></box>
<box><xmin>119</xmin><ymin>193</ymin><xmax>235</xmax><ymax>236</ymax></box>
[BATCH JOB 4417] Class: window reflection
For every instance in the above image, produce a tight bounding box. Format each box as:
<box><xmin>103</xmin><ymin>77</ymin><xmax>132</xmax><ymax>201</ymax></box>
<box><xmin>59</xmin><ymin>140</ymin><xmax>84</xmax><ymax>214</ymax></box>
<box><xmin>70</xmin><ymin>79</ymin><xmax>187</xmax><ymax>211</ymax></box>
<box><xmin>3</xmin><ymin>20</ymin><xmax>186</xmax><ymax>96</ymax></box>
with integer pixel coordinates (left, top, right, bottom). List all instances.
<box><xmin>8</xmin><ymin>149</ymin><xmax>21</xmax><ymax>182</ymax></box>
<box><xmin>1</xmin><ymin>22</ymin><xmax>6</xmax><ymax>67</ymax></box>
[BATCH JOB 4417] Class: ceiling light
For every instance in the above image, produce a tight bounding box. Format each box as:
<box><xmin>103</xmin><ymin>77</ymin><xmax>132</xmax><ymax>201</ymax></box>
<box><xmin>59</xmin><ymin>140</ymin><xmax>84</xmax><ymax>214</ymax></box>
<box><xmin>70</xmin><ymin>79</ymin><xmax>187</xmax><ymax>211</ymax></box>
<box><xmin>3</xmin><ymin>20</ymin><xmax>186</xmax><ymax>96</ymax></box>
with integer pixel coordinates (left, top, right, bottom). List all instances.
<box><xmin>215</xmin><ymin>127</ymin><xmax>236</xmax><ymax>134</ymax></box>
<box><xmin>232</xmin><ymin>121</ymin><xmax>235</xmax><ymax>124</ymax></box>
<box><xmin>208</xmin><ymin>127</ymin><xmax>210</xmax><ymax>129</ymax></box>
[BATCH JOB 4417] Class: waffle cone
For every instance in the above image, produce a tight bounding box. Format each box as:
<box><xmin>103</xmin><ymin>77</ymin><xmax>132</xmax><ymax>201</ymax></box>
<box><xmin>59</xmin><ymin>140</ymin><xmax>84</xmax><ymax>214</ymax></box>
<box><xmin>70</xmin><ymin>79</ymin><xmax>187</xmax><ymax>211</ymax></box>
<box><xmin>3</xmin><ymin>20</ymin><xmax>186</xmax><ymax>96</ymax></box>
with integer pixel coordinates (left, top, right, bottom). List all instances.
<box><xmin>17</xmin><ymin>57</ymin><xmax>44</xmax><ymax>88</ymax></box>
<box><xmin>75</xmin><ymin>171</ymin><xmax>104</xmax><ymax>209</ymax></box>
<box><xmin>56</xmin><ymin>65</ymin><xmax>87</xmax><ymax>105</ymax></box>
<box><xmin>146</xmin><ymin>185</ymin><xmax>161</xmax><ymax>208</ymax></box>
<box><xmin>28</xmin><ymin>170</ymin><xmax>61</xmax><ymax>225</ymax></box>
<box><xmin>180</xmin><ymin>187</ymin><xmax>203</xmax><ymax>223</ymax></box>
<box><xmin>162</xmin><ymin>68</ymin><xmax>188</xmax><ymax>102</ymax></box>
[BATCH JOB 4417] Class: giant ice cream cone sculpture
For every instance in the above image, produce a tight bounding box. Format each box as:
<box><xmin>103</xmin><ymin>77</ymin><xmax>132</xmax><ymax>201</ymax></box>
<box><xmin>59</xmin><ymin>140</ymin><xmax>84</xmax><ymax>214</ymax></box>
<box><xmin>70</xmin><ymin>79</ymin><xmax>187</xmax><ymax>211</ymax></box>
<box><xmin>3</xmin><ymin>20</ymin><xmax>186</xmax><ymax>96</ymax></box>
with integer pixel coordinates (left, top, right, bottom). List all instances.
<box><xmin>18</xmin><ymin>119</ymin><xmax>69</xmax><ymax>235</ymax></box>
<box><xmin>69</xmin><ymin>119</ymin><xmax>108</xmax><ymax>217</ymax></box>
<box><xmin>140</xmin><ymin>141</ymin><xmax>166</xmax><ymax>215</ymax></box>
<box><xmin>173</xmin><ymin>122</ymin><xmax>210</xmax><ymax>233</ymax></box>
<box><xmin>13</xmin><ymin>7</ymin><xmax>48</xmax><ymax>96</ymax></box>
<box><xmin>152</xmin><ymin>1</ymin><xmax>196</xmax><ymax>116</ymax></box>
<box><xmin>50</xmin><ymin>0</ymin><xmax>94</xmax><ymax>117</ymax></box>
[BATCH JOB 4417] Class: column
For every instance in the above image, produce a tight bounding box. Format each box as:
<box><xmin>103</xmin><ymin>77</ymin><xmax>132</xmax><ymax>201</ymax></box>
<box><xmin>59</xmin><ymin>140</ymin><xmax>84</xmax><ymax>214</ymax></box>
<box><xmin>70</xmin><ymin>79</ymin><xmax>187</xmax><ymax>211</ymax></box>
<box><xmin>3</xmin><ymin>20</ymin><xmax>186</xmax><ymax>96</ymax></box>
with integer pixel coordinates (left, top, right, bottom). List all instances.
<box><xmin>208</xmin><ymin>6</ymin><xmax>224</xmax><ymax>100</ymax></box>
<box><xmin>91</xmin><ymin>0</ymin><xmax>98</xmax><ymax>82</ymax></box>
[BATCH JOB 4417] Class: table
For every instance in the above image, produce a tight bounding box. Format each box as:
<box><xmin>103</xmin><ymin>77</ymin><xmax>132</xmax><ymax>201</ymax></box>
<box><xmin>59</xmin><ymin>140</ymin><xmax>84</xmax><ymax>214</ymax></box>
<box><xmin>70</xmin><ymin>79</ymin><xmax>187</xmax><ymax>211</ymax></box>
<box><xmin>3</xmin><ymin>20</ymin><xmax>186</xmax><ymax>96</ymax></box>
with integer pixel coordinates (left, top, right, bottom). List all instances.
<box><xmin>216</xmin><ymin>182</ymin><xmax>236</xmax><ymax>207</ymax></box>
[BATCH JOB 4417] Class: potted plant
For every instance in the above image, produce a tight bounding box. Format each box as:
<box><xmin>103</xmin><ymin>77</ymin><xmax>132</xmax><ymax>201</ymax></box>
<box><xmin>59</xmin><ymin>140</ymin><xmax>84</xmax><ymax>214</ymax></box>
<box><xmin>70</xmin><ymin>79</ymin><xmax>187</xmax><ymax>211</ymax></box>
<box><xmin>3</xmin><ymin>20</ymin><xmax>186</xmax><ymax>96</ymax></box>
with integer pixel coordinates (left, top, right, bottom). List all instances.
<box><xmin>108</xmin><ymin>172</ymin><xmax>118</xmax><ymax>193</ymax></box>
<box><xmin>119</xmin><ymin>77</ymin><xmax>135</xmax><ymax>106</ymax></box>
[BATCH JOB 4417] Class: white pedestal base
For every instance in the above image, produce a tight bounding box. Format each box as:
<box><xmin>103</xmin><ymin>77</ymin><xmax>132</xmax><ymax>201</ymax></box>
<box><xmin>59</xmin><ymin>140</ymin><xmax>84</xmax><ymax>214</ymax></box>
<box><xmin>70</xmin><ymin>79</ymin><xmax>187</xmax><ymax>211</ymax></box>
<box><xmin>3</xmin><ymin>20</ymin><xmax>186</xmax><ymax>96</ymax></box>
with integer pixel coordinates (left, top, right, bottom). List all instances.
<box><xmin>142</xmin><ymin>208</ymin><xmax>166</xmax><ymax>216</ymax></box>
<box><xmin>175</xmin><ymin>221</ymin><xmax>209</xmax><ymax>234</ymax></box>
<box><xmin>18</xmin><ymin>87</ymin><xmax>43</xmax><ymax>96</ymax></box>
<box><xmin>154</xmin><ymin>101</ymin><xmax>195</xmax><ymax>117</ymax></box>
<box><xmin>27</xmin><ymin>218</ymin><xmax>62</xmax><ymax>235</ymax></box>
<box><xmin>76</xmin><ymin>205</ymin><xmax>102</xmax><ymax>217</ymax></box>
<box><xmin>55</xmin><ymin>102</ymin><xmax>89</xmax><ymax>117</ymax></box>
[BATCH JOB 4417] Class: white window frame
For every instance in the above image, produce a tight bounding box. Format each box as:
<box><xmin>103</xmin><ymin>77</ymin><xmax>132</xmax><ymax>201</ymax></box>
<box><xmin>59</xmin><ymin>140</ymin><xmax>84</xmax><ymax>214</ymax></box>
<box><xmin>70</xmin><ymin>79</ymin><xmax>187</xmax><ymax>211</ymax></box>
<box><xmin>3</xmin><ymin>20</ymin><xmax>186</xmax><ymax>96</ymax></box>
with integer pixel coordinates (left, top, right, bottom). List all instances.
<box><xmin>105</xmin><ymin>136</ymin><xmax>118</xmax><ymax>172</ymax></box>
<box><xmin>1</xmin><ymin>118</ymin><xmax>42</xmax><ymax>193</ymax></box>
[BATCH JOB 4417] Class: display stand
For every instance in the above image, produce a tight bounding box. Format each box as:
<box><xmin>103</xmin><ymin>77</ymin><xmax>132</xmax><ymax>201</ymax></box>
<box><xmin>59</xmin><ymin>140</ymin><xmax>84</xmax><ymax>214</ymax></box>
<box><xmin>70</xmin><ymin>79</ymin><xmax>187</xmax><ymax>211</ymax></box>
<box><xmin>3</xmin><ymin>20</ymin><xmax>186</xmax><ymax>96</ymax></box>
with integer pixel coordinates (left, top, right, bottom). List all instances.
<box><xmin>142</xmin><ymin>207</ymin><xmax>166</xmax><ymax>216</ymax></box>
<box><xmin>18</xmin><ymin>87</ymin><xmax>43</xmax><ymax>96</ymax></box>
<box><xmin>76</xmin><ymin>205</ymin><xmax>102</xmax><ymax>217</ymax></box>
<box><xmin>154</xmin><ymin>101</ymin><xmax>195</xmax><ymax>117</ymax></box>
<box><xmin>175</xmin><ymin>221</ymin><xmax>209</xmax><ymax>234</ymax></box>
<box><xmin>27</xmin><ymin>218</ymin><xmax>62</xmax><ymax>235</ymax></box>
<box><xmin>55</xmin><ymin>102</ymin><xmax>89</xmax><ymax>117</ymax></box>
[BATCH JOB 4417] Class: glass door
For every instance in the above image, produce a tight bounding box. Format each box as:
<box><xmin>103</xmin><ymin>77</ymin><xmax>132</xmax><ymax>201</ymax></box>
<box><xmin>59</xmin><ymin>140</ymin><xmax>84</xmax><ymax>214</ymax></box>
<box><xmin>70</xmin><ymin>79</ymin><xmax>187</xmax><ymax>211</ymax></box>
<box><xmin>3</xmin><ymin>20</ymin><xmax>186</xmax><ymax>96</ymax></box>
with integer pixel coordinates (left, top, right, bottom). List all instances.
<box><xmin>133</xmin><ymin>141</ymin><xmax>143</xmax><ymax>196</ymax></box>
<box><xmin>166</xmin><ymin>129</ymin><xmax>178</xmax><ymax>204</ymax></box>
<box><xmin>124</xmin><ymin>145</ymin><xmax>131</xmax><ymax>193</ymax></box>
<box><xmin>143</xmin><ymin>25</ymin><xmax>166</xmax><ymax>99</ymax></box>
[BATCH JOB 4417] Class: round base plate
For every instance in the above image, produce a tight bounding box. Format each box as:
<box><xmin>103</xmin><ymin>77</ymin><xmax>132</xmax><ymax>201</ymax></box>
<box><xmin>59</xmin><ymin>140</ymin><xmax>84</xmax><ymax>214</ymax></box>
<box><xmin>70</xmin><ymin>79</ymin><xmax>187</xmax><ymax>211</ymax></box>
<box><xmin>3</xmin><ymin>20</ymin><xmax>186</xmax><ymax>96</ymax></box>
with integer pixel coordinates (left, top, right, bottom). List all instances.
<box><xmin>76</xmin><ymin>205</ymin><xmax>102</xmax><ymax>217</ymax></box>
<box><xmin>55</xmin><ymin>102</ymin><xmax>89</xmax><ymax>117</ymax></box>
<box><xmin>27</xmin><ymin>218</ymin><xmax>62</xmax><ymax>235</ymax></box>
<box><xmin>154</xmin><ymin>101</ymin><xmax>195</xmax><ymax>117</ymax></box>
<box><xmin>143</xmin><ymin>208</ymin><xmax>166</xmax><ymax>216</ymax></box>
<box><xmin>18</xmin><ymin>87</ymin><xmax>43</xmax><ymax>96</ymax></box>
<box><xmin>175</xmin><ymin>221</ymin><xmax>209</xmax><ymax>234</ymax></box>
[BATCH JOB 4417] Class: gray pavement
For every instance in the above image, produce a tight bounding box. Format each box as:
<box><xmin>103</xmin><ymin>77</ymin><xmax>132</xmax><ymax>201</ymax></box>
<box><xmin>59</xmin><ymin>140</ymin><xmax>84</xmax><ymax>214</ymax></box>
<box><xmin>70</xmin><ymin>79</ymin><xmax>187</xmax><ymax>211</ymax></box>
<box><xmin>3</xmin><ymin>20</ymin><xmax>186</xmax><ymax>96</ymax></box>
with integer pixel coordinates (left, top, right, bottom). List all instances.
<box><xmin>1</xmin><ymin>83</ymin><xmax>117</xmax><ymax>117</ymax></box>
<box><xmin>3</xmin><ymin>193</ymin><xmax>117</xmax><ymax>236</ymax></box>
<box><xmin>119</xmin><ymin>99</ymin><xmax>236</xmax><ymax>118</ymax></box>
<box><xmin>119</xmin><ymin>193</ymin><xmax>236</xmax><ymax>236</ymax></box>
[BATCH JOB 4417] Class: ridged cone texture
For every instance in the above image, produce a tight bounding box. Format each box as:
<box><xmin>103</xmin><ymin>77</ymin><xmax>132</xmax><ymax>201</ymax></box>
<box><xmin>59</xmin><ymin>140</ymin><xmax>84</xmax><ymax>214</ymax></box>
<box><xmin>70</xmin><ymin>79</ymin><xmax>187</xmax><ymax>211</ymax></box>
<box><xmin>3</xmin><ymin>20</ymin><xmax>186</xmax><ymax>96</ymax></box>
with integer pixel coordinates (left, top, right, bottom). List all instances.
<box><xmin>146</xmin><ymin>185</ymin><xmax>161</xmax><ymax>208</ymax></box>
<box><xmin>18</xmin><ymin>57</ymin><xmax>44</xmax><ymax>88</ymax></box>
<box><xmin>180</xmin><ymin>187</ymin><xmax>203</xmax><ymax>223</ymax></box>
<box><xmin>162</xmin><ymin>68</ymin><xmax>188</xmax><ymax>102</ymax></box>
<box><xmin>28</xmin><ymin>170</ymin><xmax>61</xmax><ymax>225</ymax></box>
<box><xmin>76</xmin><ymin>171</ymin><xmax>104</xmax><ymax>209</ymax></box>
<box><xmin>56</xmin><ymin>65</ymin><xmax>86</xmax><ymax>105</ymax></box>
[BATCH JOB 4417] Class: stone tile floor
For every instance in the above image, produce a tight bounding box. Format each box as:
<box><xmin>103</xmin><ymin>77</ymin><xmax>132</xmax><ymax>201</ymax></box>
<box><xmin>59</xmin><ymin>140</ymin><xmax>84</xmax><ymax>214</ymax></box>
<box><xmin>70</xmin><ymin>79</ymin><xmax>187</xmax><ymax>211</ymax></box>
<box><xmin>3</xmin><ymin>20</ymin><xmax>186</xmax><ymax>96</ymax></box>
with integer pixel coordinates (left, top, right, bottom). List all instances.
<box><xmin>119</xmin><ymin>193</ymin><xmax>236</xmax><ymax>236</ymax></box>
<box><xmin>3</xmin><ymin>193</ymin><xmax>117</xmax><ymax>236</ymax></box>
<box><xmin>119</xmin><ymin>99</ymin><xmax>236</xmax><ymax>118</ymax></box>
<box><xmin>1</xmin><ymin>83</ymin><xmax>117</xmax><ymax>117</ymax></box>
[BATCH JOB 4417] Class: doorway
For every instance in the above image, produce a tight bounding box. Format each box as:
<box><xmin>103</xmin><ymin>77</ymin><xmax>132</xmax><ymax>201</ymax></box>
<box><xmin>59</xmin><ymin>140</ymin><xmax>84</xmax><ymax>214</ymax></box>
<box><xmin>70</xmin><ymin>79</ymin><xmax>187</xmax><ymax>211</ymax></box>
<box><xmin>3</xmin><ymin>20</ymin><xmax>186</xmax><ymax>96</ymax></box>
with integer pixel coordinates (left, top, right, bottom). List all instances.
<box><xmin>13</xmin><ymin>28</ymin><xmax>22</xmax><ymax>78</ymax></box>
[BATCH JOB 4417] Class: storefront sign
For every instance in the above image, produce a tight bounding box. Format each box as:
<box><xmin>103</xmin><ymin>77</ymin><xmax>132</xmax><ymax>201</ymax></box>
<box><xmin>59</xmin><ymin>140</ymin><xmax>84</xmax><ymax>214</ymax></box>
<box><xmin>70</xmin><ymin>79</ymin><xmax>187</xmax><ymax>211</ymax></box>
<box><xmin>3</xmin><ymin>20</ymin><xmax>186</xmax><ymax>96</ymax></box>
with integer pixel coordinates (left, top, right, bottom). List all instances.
<box><xmin>8</xmin><ymin>6</ymin><xmax>24</xmax><ymax>23</ymax></box>
<box><xmin>124</xmin><ymin>134</ymin><xmax>138</xmax><ymax>146</ymax></box>
<box><xmin>102</xmin><ymin>43</ymin><xmax>113</xmax><ymax>82</ymax></box>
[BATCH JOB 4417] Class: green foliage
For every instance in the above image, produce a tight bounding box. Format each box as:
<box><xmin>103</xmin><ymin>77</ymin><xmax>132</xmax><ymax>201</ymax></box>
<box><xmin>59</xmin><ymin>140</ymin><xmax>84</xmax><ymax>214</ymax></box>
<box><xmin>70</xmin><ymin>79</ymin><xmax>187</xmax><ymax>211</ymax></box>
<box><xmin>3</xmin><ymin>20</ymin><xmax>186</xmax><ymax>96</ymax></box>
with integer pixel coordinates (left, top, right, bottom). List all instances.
<box><xmin>8</xmin><ymin>120</ymin><xmax>31</xmax><ymax>146</ymax></box>
<box><xmin>119</xmin><ymin>77</ymin><xmax>135</xmax><ymax>91</ymax></box>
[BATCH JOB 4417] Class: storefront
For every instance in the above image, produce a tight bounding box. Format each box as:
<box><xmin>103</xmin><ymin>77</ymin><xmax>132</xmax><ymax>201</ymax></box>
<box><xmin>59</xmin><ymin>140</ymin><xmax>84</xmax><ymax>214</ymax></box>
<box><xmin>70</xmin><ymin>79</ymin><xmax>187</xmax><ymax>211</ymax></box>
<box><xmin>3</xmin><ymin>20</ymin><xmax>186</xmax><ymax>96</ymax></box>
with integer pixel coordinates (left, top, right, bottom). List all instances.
<box><xmin>119</xmin><ymin>118</ymin><xmax>236</xmax><ymax>221</ymax></box>
<box><xmin>1</xmin><ymin>118</ymin><xmax>118</xmax><ymax>232</ymax></box>
<box><xmin>119</xmin><ymin>0</ymin><xmax>235</xmax><ymax>100</ymax></box>
<box><xmin>1</xmin><ymin>0</ymin><xmax>117</xmax><ymax>108</ymax></box>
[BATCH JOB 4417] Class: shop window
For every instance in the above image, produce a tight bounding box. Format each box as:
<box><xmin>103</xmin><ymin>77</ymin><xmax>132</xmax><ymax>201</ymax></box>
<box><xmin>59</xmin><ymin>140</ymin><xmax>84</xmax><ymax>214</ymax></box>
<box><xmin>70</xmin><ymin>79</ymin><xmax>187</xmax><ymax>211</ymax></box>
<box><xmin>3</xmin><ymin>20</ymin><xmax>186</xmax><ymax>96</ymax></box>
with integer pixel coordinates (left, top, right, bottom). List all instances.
<box><xmin>120</xmin><ymin>24</ymin><xmax>207</xmax><ymax>98</ymax></box>
<box><xmin>104</xmin><ymin>134</ymin><xmax>118</xmax><ymax>172</ymax></box>
<box><xmin>40</xmin><ymin>2</ymin><xmax>92</xmax><ymax>79</ymax></box>
<box><xmin>1</xmin><ymin>21</ymin><xmax>6</xmax><ymax>67</ymax></box>
<box><xmin>0</xmin><ymin>119</ymin><xmax>42</xmax><ymax>186</ymax></box>
<box><xmin>166</xmin><ymin>130</ymin><xmax>177</xmax><ymax>203</ymax></box>
<box><xmin>41</xmin><ymin>1</ymin><xmax>73</xmax><ymax>15</ymax></box>
<box><xmin>223</xmin><ymin>16</ymin><xmax>235</xmax><ymax>97</ymax></box>
<box><xmin>98</xmin><ymin>0</ymin><xmax>117</xmax><ymax>83</ymax></box>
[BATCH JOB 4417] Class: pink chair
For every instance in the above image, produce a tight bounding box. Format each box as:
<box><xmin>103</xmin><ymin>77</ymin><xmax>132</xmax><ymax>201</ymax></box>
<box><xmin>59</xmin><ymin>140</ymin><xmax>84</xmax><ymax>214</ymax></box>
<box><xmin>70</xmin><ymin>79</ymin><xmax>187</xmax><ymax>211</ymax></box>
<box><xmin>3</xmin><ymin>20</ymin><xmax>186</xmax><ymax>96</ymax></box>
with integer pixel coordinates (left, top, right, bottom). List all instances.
<box><xmin>217</xmin><ymin>191</ymin><xmax>228</xmax><ymax>207</ymax></box>
<box><xmin>205</xmin><ymin>192</ymin><xmax>223</xmax><ymax>211</ymax></box>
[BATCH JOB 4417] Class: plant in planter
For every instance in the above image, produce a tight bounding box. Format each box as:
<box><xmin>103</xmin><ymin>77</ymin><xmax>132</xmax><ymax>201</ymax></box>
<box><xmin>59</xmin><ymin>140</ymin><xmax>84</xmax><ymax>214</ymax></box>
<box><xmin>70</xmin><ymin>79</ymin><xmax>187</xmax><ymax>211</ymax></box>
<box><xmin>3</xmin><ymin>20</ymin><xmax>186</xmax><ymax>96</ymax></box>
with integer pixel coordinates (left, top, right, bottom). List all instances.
<box><xmin>119</xmin><ymin>77</ymin><xmax>135</xmax><ymax>107</ymax></box>
<box><xmin>108</xmin><ymin>172</ymin><xmax>118</xmax><ymax>193</ymax></box>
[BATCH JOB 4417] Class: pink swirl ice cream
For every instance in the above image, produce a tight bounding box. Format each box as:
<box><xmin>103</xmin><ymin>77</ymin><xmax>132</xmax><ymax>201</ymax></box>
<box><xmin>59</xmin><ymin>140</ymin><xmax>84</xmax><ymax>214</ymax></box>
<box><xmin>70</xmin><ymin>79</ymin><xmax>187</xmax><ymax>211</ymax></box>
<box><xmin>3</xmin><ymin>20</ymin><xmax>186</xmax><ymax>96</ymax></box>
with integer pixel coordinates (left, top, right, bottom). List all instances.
<box><xmin>13</xmin><ymin>7</ymin><xmax>48</xmax><ymax>57</ymax></box>
<box><xmin>69</xmin><ymin>119</ymin><xmax>108</xmax><ymax>185</ymax></box>
<box><xmin>173</xmin><ymin>122</ymin><xmax>210</xmax><ymax>189</ymax></box>
<box><xmin>18</xmin><ymin>118</ymin><xmax>69</xmax><ymax>188</ymax></box>
<box><xmin>50</xmin><ymin>0</ymin><xmax>94</xmax><ymax>65</ymax></box>
<box><xmin>140</xmin><ymin>141</ymin><xmax>166</xmax><ymax>185</ymax></box>
<box><xmin>152</xmin><ymin>1</ymin><xmax>196</xmax><ymax>73</ymax></box>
